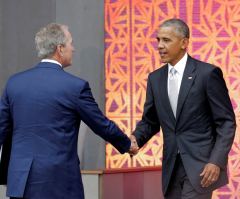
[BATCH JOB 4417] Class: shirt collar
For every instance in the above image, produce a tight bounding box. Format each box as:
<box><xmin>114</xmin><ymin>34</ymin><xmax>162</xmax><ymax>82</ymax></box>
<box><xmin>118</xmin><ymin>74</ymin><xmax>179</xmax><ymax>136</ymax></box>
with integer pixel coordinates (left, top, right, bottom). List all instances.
<box><xmin>168</xmin><ymin>53</ymin><xmax>188</xmax><ymax>76</ymax></box>
<box><xmin>41</xmin><ymin>59</ymin><xmax>62</xmax><ymax>67</ymax></box>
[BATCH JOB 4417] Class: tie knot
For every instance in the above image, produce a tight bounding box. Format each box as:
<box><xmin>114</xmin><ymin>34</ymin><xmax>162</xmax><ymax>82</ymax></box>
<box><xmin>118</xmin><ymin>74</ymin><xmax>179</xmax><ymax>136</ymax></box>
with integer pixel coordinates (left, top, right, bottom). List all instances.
<box><xmin>170</xmin><ymin>68</ymin><xmax>177</xmax><ymax>75</ymax></box>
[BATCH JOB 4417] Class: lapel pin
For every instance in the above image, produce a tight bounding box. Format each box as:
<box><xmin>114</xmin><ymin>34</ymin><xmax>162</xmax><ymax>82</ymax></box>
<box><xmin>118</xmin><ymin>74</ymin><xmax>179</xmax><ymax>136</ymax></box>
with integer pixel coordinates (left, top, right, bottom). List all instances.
<box><xmin>188</xmin><ymin>76</ymin><xmax>192</xmax><ymax>79</ymax></box>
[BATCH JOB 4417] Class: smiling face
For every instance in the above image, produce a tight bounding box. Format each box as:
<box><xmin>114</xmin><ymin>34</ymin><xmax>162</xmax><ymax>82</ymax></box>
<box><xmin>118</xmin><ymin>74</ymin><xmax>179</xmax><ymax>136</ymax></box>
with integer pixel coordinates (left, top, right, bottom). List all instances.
<box><xmin>157</xmin><ymin>26</ymin><xmax>189</xmax><ymax>66</ymax></box>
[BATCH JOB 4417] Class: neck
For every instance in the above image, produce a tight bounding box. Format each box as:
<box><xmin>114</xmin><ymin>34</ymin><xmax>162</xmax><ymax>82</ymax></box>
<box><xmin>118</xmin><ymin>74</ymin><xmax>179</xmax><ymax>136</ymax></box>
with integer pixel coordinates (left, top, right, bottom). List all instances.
<box><xmin>170</xmin><ymin>51</ymin><xmax>187</xmax><ymax>66</ymax></box>
<box><xmin>49</xmin><ymin>56</ymin><xmax>65</xmax><ymax>67</ymax></box>
<box><xmin>48</xmin><ymin>56</ymin><xmax>60</xmax><ymax>63</ymax></box>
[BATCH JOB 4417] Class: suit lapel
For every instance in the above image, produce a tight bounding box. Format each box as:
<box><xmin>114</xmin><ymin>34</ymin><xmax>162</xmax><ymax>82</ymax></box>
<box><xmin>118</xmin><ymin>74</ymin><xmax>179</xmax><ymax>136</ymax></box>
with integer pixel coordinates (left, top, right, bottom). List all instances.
<box><xmin>176</xmin><ymin>56</ymin><xmax>196</xmax><ymax>121</ymax></box>
<box><xmin>158</xmin><ymin>65</ymin><xmax>176</xmax><ymax>124</ymax></box>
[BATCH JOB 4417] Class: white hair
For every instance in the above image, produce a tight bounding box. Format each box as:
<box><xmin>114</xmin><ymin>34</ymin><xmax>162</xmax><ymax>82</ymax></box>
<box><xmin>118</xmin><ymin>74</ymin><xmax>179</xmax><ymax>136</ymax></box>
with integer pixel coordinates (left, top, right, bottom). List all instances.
<box><xmin>35</xmin><ymin>23</ymin><xmax>68</xmax><ymax>59</ymax></box>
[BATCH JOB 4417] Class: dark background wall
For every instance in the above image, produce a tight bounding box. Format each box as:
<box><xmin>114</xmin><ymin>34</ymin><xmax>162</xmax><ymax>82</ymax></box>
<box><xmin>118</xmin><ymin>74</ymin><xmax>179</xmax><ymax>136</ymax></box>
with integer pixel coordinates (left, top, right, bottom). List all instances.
<box><xmin>0</xmin><ymin>0</ymin><xmax>105</xmax><ymax>175</ymax></box>
<box><xmin>56</xmin><ymin>0</ymin><xmax>105</xmax><ymax>170</ymax></box>
<box><xmin>0</xmin><ymin>0</ymin><xmax>56</xmax><ymax>92</ymax></box>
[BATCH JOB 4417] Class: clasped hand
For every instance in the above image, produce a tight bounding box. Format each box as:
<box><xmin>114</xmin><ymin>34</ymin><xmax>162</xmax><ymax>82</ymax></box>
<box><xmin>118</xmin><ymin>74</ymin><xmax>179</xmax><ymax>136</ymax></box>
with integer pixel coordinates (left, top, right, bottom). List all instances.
<box><xmin>128</xmin><ymin>135</ymin><xmax>139</xmax><ymax>156</ymax></box>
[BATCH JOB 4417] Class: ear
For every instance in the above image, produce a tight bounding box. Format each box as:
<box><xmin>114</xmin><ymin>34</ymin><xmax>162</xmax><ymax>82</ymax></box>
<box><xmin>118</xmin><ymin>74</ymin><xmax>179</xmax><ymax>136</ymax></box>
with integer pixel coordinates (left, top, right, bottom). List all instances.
<box><xmin>56</xmin><ymin>44</ymin><xmax>64</xmax><ymax>57</ymax></box>
<box><xmin>181</xmin><ymin>38</ymin><xmax>189</xmax><ymax>50</ymax></box>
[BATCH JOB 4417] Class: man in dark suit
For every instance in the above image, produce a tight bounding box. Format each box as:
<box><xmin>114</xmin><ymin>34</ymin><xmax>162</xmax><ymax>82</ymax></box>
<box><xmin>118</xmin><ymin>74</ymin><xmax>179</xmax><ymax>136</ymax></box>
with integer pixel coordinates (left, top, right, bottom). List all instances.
<box><xmin>131</xmin><ymin>18</ymin><xmax>236</xmax><ymax>198</ymax></box>
<box><xmin>0</xmin><ymin>23</ymin><xmax>138</xmax><ymax>199</ymax></box>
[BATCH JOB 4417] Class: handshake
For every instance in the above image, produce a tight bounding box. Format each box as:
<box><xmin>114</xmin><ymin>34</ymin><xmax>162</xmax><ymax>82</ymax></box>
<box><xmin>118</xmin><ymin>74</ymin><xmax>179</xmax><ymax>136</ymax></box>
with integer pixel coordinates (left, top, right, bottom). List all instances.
<box><xmin>128</xmin><ymin>135</ymin><xmax>139</xmax><ymax>156</ymax></box>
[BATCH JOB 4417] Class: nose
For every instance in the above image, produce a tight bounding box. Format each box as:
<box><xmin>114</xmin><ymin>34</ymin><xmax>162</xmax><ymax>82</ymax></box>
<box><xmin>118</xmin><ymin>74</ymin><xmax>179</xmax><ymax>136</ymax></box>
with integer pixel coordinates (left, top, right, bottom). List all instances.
<box><xmin>158</xmin><ymin>40</ymin><xmax>164</xmax><ymax>49</ymax></box>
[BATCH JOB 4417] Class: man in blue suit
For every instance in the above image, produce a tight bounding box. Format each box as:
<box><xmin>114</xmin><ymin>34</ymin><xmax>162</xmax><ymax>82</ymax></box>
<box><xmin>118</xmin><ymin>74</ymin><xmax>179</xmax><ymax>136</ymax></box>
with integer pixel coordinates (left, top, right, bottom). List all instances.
<box><xmin>130</xmin><ymin>19</ymin><xmax>236</xmax><ymax>199</ymax></box>
<box><xmin>0</xmin><ymin>23</ymin><xmax>138</xmax><ymax>199</ymax></box>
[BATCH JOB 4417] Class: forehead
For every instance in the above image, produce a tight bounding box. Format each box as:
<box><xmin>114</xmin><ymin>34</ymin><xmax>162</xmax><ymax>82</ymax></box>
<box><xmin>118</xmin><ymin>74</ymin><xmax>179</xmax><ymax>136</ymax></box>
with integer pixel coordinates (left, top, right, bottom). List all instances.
<box><xmin>157</xmin><ymin>26</ymin><xmax>180</xmax><ymax>38</ymax></box>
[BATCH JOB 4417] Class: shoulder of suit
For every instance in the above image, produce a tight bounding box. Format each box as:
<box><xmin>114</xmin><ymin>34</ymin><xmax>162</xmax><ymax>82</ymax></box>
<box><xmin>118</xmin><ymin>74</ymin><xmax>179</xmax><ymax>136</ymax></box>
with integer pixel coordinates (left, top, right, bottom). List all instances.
<box><xmin>7</xmin><ymin>67</ymin><xmax>34</xmax><ymax>83</ymax></box>
<box><xmin>61</xmin><ymin>70</ymin><xmax>87</xmax><ymax>83</ymax></box>
<box><xmin>188</xmin><ymin>56</ymin><xmax>220</xmax><ymax>73</ymax></box>
<box><xmin>6</xmin><ymin>64</ymin><xmax>89</xmax><ymax>88</ymax></box>
<box><xmin>148</xmin><ymin>64</ymin><xmax>167</xmax><ymax>78</ymax></box>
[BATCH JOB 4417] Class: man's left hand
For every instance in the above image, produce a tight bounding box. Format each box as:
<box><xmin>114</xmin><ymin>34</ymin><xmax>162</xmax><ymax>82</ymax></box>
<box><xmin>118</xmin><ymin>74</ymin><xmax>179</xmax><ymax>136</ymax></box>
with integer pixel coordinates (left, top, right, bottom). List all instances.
<box><xmin>200</xmin><ymin>163</ymin><xmax>220</xmax><ymax>188</ymax></box>
<box><xmin>128</xmin><ymin>135</ymin><xmax>139</xmax><ymax>156</ymax></box>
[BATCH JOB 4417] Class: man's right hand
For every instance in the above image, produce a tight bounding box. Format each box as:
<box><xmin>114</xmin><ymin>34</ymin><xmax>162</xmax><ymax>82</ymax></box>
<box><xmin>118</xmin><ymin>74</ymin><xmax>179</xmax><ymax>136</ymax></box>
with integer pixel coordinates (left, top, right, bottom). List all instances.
<box><xmin>128</xmin><ymin>135</ymin><xmax>139</xmax><ymax>156</ymax></box>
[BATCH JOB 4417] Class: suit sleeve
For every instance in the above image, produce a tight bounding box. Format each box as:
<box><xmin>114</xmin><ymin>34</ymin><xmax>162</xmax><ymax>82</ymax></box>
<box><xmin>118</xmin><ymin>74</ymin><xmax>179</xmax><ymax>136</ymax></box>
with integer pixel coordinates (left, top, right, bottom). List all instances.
<box><xmin>0</xmin><ymin>85</ymin><xmax>13</xmax><ymax>185</ymax></box>
<box><xmin>76</xmin><ymin>81</ymin><xmax>131</xmax><ymax>154</ymax></box>
<box><xmin>206</xmin><ymin>67</ymin><xmax>236</xmax><ymax>169</ymax></box>
<box><xmin>133</xmin><ymin>75</ymin><xmax>160</xmax><ymax>148</ymax></box>
<box><xmin>0</xmin><ymin>86</ymin><xmax>12</xmax><ymax>150</ymax></box>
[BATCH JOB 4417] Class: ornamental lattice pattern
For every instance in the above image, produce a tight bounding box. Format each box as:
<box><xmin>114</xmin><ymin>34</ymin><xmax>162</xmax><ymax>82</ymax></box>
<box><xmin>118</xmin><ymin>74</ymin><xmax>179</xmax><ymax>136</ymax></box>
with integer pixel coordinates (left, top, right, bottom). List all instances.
<box><xmin>105</xmin><ymin>0</ymin><xmax>240</xmax><ymax>198</ymax></box>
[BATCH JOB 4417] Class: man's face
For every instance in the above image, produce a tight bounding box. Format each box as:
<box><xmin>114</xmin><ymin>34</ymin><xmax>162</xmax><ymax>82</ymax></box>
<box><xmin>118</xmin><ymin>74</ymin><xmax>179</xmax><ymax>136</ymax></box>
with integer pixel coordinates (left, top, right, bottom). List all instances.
<box><xmin>157</xmin><ymin>26</ymin><xmax>189</xmax><ymax>66</ymax></box>
<box><xmin>61</xmin><ymin>28</ymin><xmax>75</xmax><ymax>67</ymax></box>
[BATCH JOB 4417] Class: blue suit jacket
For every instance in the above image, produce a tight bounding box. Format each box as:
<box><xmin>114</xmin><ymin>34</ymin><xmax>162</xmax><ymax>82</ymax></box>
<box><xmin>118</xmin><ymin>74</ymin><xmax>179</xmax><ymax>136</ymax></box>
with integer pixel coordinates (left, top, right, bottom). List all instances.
<box><xmin>0</xmin><ymin>62</ymin><xmax>131</xmax><ymax>198</ymax></box>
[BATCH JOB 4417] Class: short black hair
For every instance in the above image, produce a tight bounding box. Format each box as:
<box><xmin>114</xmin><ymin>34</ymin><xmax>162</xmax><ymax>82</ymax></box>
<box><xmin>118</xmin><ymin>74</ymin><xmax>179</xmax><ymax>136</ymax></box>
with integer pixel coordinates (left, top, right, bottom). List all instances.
<box><xmin>160</xmin><ymin>18</ymin><xmax>190</xmax><ymax>38</ymax></box>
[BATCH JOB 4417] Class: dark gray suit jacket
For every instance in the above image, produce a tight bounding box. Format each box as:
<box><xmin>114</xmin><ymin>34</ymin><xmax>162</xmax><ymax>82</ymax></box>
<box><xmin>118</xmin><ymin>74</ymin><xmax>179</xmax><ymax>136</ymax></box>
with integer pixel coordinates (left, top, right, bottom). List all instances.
<box><xmin>133</xmin><ymin>55</ymin><xmax>236</xmax><ymax>194</ymax></box>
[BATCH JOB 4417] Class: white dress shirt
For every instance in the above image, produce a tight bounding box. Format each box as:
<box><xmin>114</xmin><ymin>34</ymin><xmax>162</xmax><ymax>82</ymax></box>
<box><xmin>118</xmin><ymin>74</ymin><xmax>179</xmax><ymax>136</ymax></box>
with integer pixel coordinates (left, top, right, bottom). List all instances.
<box><xmin>168</xmin><ymin>53</ymin><xmax>188</xmax><ymax>95</ymax></box>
